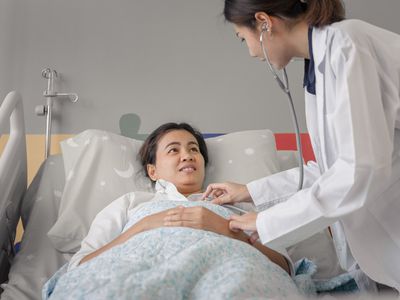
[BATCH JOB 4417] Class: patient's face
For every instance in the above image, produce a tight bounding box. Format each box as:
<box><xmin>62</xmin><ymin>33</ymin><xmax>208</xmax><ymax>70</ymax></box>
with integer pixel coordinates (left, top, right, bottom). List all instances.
<box><xmin>147</xmin><ymin>130</ymin><xmax>205</xmax><ymax>195</ymax></box>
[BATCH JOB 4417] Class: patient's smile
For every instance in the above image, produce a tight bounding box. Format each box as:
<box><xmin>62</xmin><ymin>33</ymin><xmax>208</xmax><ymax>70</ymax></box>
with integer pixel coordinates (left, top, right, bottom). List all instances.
<box><xmin>179</xmin><ymin>165</ymin><xmax>196</xmax><ymax>173</ymax></box>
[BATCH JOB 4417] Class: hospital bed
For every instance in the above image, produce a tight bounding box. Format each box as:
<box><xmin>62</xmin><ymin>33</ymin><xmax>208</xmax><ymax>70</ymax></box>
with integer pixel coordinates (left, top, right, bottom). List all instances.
<box><xmin>0</xmin><ymin>91</ymin><xmax>347</xmax><ymax>299</ymax></box>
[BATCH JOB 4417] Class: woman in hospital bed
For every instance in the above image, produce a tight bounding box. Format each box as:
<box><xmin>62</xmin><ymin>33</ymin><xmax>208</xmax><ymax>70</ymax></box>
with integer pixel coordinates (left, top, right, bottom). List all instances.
<box><xmin>43</xmin><ymin>123</ymin><xmax>299</xmax><ymax>299</ymax></box>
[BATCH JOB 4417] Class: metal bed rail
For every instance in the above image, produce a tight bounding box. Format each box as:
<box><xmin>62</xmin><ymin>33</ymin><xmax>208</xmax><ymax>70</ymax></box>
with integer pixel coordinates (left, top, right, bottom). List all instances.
<box><xmin>0</xmin><ymin>91</ymin><xmax>27</xmax><ymax>287</ymax></box>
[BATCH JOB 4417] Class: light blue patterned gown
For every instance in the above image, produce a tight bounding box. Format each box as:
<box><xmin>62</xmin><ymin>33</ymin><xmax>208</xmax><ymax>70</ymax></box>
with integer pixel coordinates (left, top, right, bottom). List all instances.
<box><xmin>43</xmin><ymin>200</ymin><xmax>300</xmax><ymax>300</ymax></box>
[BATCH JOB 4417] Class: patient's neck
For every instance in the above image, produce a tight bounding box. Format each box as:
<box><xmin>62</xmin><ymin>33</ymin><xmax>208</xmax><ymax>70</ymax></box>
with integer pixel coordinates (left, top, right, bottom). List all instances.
<box><xmin>171</xmin><ymin>181</ymin><xmax>203</xmax><ymax>197</ymax></box>
<box><xmin>179</xmin><ymin>188</ymin><xmax>202</xmax><ymax>197</ymax></box>
<box><xmin>182</xmin><ymin>190</ymin><xmax>202</xmax><ymax>197</ymax></box>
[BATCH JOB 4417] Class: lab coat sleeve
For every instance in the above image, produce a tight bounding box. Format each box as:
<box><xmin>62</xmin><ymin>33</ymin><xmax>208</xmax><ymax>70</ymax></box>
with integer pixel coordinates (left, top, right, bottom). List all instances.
<box><xmin>247</xmin><ymin>160</ymin><xmax>321</xmax><ymax>210</ymax></box>
<box><xmin>67</xmin><ymin>192</ymin><xmax>137</xmax><ymax>271</ymax></box>
<box><xmin>254</xmin><ymin>34</ymin><xmax>394</xmax><ymax>250</ymax></box>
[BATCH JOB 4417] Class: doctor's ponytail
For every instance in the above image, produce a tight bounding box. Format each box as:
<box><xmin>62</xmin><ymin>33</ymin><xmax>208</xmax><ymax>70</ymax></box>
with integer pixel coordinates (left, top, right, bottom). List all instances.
<box><xmin>224</xmin><ymin>0</ymin><xmax>345</xmax><ymax>28</ymax></box>
<box><xmin>304</xmin><ymin>0</ymin><xmax>345</xmax><ymax>27</ymax></box>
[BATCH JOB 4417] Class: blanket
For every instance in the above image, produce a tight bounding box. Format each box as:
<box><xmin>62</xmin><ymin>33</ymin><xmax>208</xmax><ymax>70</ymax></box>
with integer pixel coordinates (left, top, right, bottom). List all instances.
<box><xmin>43</xmin><ymin>201</ymin><xmax>300</xmax><ymax>299</ymax></box>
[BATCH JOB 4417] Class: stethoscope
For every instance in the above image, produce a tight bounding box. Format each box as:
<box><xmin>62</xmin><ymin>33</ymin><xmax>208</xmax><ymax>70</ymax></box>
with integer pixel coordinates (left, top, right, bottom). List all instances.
<box><xmin>260</xmin><ymin>23</ymin><xmax>304</xmax><ymax>191</ymax></box>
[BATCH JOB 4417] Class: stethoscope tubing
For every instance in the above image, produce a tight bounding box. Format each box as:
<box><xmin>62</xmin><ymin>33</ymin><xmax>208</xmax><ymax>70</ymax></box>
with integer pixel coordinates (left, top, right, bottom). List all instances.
<box><xmin>260</xmin><ymin>28</ymin><xmax>304</xmax><ymax>191</ymax></box>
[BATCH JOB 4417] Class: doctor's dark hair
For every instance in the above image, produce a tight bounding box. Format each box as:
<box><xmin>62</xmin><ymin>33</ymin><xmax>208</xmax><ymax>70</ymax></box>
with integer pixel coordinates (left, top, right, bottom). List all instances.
<box><xmin>224</xmin><ymin>0</ymin><xmax>345</xmax><ymax>28</ymax></box>
<box><xmin>138</xmin><ymin>122</ymin><xmax>209</xmax><ymax>179</ymax></box>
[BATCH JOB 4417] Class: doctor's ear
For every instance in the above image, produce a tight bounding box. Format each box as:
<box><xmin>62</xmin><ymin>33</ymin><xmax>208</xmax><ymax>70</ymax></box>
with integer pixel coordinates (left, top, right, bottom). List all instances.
<box><xmin>254</xmin><ymin>12</ymin><xmax>271</xmax><ymax>31</ymax></box>
<box><xmin>147</xmin><ymin>164</ymin><xmax>158</xmax><ymax>181</ymax></box>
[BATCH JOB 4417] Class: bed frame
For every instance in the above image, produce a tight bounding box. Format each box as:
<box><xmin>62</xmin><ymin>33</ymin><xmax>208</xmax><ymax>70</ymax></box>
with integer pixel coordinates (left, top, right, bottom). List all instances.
<box><xmin>0</xmin><ymin>91</ymin><xmax>27</xmax><ymax>286</ymax></box>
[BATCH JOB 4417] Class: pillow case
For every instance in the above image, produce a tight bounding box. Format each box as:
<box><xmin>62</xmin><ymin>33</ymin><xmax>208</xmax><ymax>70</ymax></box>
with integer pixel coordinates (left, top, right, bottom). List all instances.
<box><xmin>48</xmin><ymin>129</ymin><xmax>281</xmax><ymax>253</ymax></box>
<box><xmin>47</xmin><ymin>130</ymin><xmax>153</xmax><ymax>253</ymax></box>
<box><xmin>204</xmin><ymin>129</ymin><xmax>280</xmax><ymax>187</ymax></box>
<box><xmin>205</xmin><ymin>129</ymin><xmax>280</xmax><ymax>213</ymax></box>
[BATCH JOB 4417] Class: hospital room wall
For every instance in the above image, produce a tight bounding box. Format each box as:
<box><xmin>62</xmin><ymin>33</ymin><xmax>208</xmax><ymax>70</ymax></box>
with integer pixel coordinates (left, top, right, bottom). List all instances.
<box><xmin>1</xmin><ymin>0</ymin><xmax>399</xmax><ymax>136</ymax></box>
<box><xmin>1</xmin><ymin>0</ymin><xmax>399</xmax><ymax>178</ymax></box>
<box><xmin>0</xmin><ymin>0</ymin><xmax>400</xmax><ymax>242</ymax></box>
<box><xmin>1</xmin><ymin>0</ymin><xmax>399</xmax><ymax>165</ymax></box>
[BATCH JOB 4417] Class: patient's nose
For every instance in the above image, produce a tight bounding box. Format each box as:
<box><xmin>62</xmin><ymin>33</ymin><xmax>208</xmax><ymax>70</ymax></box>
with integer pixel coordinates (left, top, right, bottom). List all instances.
<box><xmin>181</xmin><ymin>150</ymin><xmax>194</xmax><ymax>161</ymax></box>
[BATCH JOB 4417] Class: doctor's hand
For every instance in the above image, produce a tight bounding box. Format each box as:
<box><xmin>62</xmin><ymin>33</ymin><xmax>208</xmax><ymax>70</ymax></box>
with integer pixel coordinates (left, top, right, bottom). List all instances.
<box><xmin>229</xmin><ymin>212</ymin><xmax>259</xmax><ymax>244</ymax></box>
<box><xmin>202</xmin><ymin>182</ymin><xmax>252</xmax><ymax>205</ymax></box>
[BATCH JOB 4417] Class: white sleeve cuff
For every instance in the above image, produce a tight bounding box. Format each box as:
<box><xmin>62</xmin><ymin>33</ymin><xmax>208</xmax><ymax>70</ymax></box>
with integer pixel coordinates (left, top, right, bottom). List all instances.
<box><xmin>247</xmin><ymin>161</ymin><xmax>322</xmax><ymax>210</ymax></box>
<box><xmin>247</xmin><ymin>175</ymin><xmax>295</xmax><ymax>209</ymax></box>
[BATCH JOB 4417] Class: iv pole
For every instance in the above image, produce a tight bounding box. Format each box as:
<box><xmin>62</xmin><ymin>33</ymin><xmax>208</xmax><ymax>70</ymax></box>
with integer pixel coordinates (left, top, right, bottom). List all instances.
<box><xmin>35</xmin><ymin>68</ymin><xmax>78</xmax><ymax>158</ymax></box>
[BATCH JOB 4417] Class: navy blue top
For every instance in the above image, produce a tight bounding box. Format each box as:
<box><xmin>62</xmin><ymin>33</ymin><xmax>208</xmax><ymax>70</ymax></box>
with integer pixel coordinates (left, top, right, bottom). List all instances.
<box><xmin>303</xmin><ymin>27</ymin><xmax>316</xmax><ymax>95</ymax></box>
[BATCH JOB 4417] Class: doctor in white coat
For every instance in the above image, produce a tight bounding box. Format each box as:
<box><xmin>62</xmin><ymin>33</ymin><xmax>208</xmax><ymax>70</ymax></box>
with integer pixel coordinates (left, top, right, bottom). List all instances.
<box><xmin>202</xmin><ymin>0</ymin><xmax>400</xmax><ymax>292</ymax></box>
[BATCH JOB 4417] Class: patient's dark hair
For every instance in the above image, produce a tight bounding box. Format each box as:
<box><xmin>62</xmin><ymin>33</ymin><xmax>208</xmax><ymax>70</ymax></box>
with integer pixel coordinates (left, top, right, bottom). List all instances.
<box><xmin>224</xmin><ymin>0</ymin><xmax>345</xmax><ymax>28</ymax></box>
<box><xmin>139</xmin><ymin>122</ymin><xmax>208</xmax><ymax>179</ymax></box>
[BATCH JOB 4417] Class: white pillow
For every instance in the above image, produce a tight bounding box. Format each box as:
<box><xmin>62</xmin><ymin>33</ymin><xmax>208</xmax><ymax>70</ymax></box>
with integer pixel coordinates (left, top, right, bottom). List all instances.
<box><xmin>204</xmin><ymin>129</ymin><xmax>281</xmax><ymax>213</ymax></box>
<box><xmin>47</xmin><ymin>130</ymin><xmax>153</xmax><ymax>253</ymax></box>
<box><xmin>48</xmin><ymin>129</ymin><xmax>281</xmax><ymax>253</ymax></box>
<box><xmin>204</xmin><ymin>129</ymin><xmax>280</xmax><ymax>187</ymax></box>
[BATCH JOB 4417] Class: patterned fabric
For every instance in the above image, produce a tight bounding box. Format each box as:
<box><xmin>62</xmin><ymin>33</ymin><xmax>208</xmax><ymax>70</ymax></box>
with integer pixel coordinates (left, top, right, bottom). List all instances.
<box><xmin>294</xmin><ymin>258</ymin><xmax>359</xmax><ymax>295</ymax></box>
<box><xmin>43</xmin><ymin>201</ymin><xmax>299</xmax><ymax>299</ymax></box>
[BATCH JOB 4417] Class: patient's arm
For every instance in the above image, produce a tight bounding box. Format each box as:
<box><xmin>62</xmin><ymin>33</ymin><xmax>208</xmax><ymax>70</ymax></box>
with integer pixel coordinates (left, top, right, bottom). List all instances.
<box><xmin>79</xmin><ymin>210</ymin><xmax>169</xmax><ymax>266</ymax></box>
<box><xmin>163</xmin><ymin>206</ymin><xmax>290</xmax><ymax>274</ymax></box>
<box><xmin>249</xmin><ymin>238</ymin><xmax>291</xmax><ymax>275</ymax></box>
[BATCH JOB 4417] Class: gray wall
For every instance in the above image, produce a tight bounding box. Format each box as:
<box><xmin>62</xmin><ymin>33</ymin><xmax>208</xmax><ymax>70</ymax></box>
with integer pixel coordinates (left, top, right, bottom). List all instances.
<box><xmin>1</xmin><ymin>0</ymin><xmax>399</xmax><ymax>134</ymax></box>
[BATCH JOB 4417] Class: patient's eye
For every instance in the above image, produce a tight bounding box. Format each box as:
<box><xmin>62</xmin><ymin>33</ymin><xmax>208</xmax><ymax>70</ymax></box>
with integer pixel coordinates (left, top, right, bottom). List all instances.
<box><xmin>168</xmin><ymin>148</ymin><xmax>178</xmax><ymax>154</ymax></box>
<box><xmin>190</xmin><ymin>147</ymin><xmax>199</xmax><ymax>152</ymax></box>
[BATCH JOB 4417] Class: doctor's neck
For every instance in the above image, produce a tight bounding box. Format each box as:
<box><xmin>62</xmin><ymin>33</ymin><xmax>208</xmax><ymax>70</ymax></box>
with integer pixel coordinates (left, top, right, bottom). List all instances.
<box><xmin>286</xmin><ymin>20</ymin><xmax>310</xmax><ymax>60</ymax></box>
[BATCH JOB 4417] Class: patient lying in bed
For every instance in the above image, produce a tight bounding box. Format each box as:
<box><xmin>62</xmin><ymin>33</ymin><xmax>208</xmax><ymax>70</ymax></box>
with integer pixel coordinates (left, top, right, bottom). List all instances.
<box><xmin>43</xmin><ymin>123</ymin><xmax>299</xmax><ymax>299</ymax></box>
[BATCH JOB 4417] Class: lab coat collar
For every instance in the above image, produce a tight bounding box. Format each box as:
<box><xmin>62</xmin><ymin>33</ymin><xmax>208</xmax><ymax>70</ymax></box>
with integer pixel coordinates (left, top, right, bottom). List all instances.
<box><xmin>155</xmin><ymin>179</ymin><xmax>204</xmax><ymax>202</ymax></box>
<box><xmin>312</xmin><ymin>26</ymin><xmax>328</xmax><ymax>75</ymax></box>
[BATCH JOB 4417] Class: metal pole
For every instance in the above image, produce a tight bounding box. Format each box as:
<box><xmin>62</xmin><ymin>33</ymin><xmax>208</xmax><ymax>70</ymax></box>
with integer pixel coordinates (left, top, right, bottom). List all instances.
<box><xmin>44</xmin><ymin>96</ymin><xmax>52</xmax><ymax>158</ymax></box>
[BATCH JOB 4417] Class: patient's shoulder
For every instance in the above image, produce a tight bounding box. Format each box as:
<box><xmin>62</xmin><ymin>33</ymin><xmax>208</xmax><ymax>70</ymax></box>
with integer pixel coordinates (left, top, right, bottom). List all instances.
<box><xmin>95</xmin><ymin>191</ymin><xmax>154</xmax><ymax>219</ymax></box>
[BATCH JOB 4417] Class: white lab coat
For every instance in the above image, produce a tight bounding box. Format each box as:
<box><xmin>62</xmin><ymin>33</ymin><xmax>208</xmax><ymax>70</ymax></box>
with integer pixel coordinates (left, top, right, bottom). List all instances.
<box><xmin>247</xmin><ymin>20</ymin><xmax>400</xmax><ymax>290</ymax></box>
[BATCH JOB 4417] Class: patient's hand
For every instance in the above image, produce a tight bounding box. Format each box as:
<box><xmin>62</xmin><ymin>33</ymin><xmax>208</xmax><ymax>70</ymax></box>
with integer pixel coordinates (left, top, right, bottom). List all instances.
<box><xmin>135</xmin><ymin>210</ymin><xmax>172</xmax><ymax>233</ymax></box>
<box><xmin>163</xmin><ymin>206</ymin><xmax>247</xmax><ymax>242</ymax></box>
